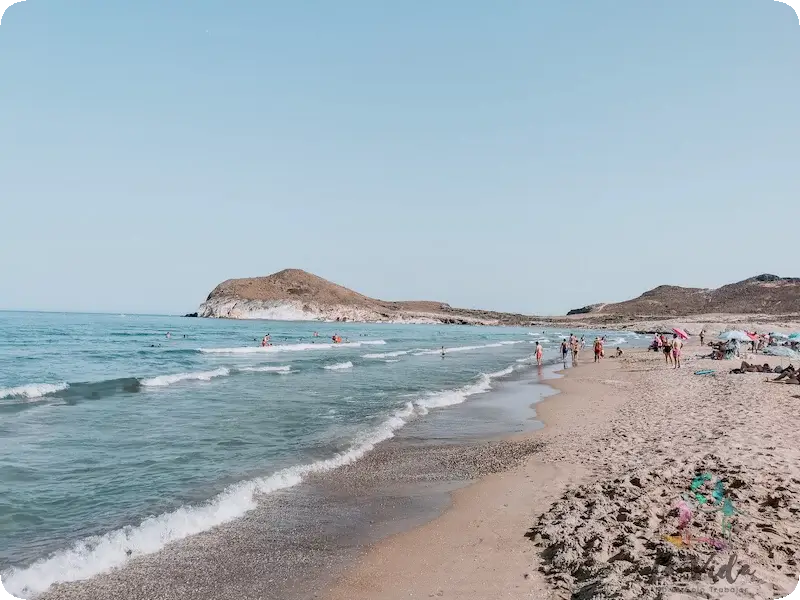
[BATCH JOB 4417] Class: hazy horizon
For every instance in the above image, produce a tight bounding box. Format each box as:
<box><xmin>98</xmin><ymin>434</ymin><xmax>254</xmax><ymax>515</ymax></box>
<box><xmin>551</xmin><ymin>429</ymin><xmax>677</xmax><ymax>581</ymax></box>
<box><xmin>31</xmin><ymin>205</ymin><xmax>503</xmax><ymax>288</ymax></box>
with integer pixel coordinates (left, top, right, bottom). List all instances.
<box><xmin>2</xmin><ymin>1</ymin><xmax>798</xmax><ymax>315</ymax></box>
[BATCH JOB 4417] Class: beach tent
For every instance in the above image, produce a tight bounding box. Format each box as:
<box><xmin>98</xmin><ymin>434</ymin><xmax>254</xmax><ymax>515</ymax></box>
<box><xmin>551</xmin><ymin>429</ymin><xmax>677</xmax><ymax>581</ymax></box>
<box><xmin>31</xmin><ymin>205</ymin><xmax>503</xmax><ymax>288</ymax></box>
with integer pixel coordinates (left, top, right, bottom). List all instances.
<box><xmin>718</xmin><ymin>330</ymin><xmax>751</xmax><ymax>342</ymax></box>
<box><xmin>789</xmin><ymin>333</ymin><xmax>800</xmax><ymax>341</ymax></box>
<box><xmin>770</xmin><ymin>332</ymin><xmax>789</xmax><ymax>339</ymax></box>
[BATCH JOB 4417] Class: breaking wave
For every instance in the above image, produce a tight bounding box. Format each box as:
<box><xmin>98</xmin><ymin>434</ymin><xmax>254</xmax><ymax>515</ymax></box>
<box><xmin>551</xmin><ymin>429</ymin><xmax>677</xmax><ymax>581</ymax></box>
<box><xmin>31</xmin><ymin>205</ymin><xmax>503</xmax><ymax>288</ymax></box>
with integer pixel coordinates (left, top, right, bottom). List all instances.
<box><xmin>1</xmin><ymin>400</ymin><xmax>417</xmax><ymax>598</ymax></box>
<box><xmin>141</xmin><ymin>368</ymin><xmax>231</xmax><ymax>387</ymax></box>
<box><xmin>238</xmin><ymin>365</ymin><xmax>292</xmax><ymax>373</ymax></box>
<box><xmin>0</xmin><ymin>382</ymin><xmax>69</xmax><ymax>401</ymax></box>
<box><xmin>324</xmin><ymin>362</ymin><xmax>354</xmax><ymax>371</ymax></box>
<box><xmin>362</xmin><ymin>349</ymin><xmax>415</xmax><ymax>359</ymax></box>
<box><xmin>415</xmin><ymin>365</ymin><xmax>513</xmax><ymax>413</ymax></box>
<box><xmin>199</xmin><ymin>340</ymin><xmax>386</xmax><ymax>354</ymax></box>
<box><xmin>413</xmin><ymin>341</ymin><xmax>523</xmax><ymax>356</ymax></box>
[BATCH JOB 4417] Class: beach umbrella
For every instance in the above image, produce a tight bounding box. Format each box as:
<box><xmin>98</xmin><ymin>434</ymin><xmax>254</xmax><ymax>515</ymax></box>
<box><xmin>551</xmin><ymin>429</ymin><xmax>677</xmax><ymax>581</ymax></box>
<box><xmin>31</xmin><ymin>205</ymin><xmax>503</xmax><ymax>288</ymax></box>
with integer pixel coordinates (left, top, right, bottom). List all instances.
<box><xmin>746</xmin><ymin>332</ymin><xmax>759</xmax><ymax>341</ymax></box>
<box><xmin>672</xmin><ymin>328</ymin><xmax>689</xmax><ymax>340</ymax></box>
<box><xmin>764</xmin><ymin>346</ymin><xmax>800</xmax><ymax>358</ymax></box>
<box><xmin>718</xmin><ymin>330</ymin><xmax>750</xmax><ymax>342</ymax></box>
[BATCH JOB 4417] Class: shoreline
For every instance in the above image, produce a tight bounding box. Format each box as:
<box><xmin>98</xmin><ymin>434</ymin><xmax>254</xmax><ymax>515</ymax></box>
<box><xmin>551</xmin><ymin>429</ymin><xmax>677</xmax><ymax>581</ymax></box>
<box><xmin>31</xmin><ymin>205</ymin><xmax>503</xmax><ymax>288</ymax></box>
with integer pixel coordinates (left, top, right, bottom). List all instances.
<box><xmin>13</xmin><ymin>340</ymin><xmax>800</xmax><ymax>599</ymax></box>
<box><xmin>23</xmin><ymin>357</ymin><xmax>561</xmax><ymax>600</ymax></box>
<box><xmin>325</xmin><ymin>344</ymin><xmax>800</xmax><ymax>600</ymax></box>
<box><xmin>323</xmin><ymin>353</ymin><xmax>613</xmax><ymax>600</ymax></box>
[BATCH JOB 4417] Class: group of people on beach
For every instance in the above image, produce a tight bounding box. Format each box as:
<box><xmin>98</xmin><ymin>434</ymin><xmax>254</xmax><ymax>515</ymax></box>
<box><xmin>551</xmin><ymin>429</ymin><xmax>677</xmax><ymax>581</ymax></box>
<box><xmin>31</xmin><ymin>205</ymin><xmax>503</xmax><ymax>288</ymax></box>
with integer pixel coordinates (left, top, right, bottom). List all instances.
<box><xmin>653</xmin><ymin>333</ymin><xmax>683</xmax><ymax>369</ymax></box>
<box><xmin>554</xmin><ymin>334</ymin><xmax>585</xmax><ymax>366</ymax></box>
<box><xmin>552</xmin><ymin>334</ymin><xmax>625</xmax><ymax>367</ymax></box>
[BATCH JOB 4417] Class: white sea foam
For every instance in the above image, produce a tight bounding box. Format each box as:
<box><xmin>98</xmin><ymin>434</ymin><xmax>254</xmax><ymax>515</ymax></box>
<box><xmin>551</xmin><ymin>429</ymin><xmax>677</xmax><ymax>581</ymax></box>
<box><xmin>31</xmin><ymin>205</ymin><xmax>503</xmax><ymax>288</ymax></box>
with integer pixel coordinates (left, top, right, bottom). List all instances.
<box><xmin>415</xmin><ymin>366</ymin><xmax>513</xmax><ymax>413</ymax></box>
<box><xmin>384</xmin><ymin>359</ymin><xmax>400</xmax><ymax>363</ymax></box>
<box><xmin>140</xmin><ymin>368</ymin><xmax>230</xmax><ymax>387</ymax></box>
<box><xmin>0</xmin><ymin>382</ymin><xmax>69</xmax><ymax>401</ymax></box>
<box><xmin>239</xmin><ymin>365</ymin><xmax>292</xmax><ymax>373</ymax></box>
<box><xmin>324</xmin><ymin>362</ymin><xmax>354</xmax><ymax>371</ymax></box>
<box><xmin>362</xmin><ymin>350</ymin><xmax>413</xmax><ymax>359</ymax></box>
<box><xmin>413</xmin><ymin>341</ymin><xmax>523</xmax><ymax>356</ymax></box>
<box><xmin>1</xmin><ymin>400</ymin><xmax>418</xmax><ymax>599</ymax></box>
<box><xmin>199</xmin><ymin>340</ymin><xmax>385</xmax><ymax>354</ymax></box>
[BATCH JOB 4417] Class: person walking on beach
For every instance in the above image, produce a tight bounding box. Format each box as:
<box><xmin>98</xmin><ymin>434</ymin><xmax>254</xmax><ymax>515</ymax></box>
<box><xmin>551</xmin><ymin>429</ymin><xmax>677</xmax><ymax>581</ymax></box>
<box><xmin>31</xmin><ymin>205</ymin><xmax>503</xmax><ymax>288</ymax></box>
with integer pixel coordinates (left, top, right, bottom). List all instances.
<box><xmin>535</xmin><ymin>341</ymin><xmax>544</xmax><ymax>366</ymax></box>
<box><xmin>671</xmin><ymin>333</ymin><xmax>683</xmax><ymax>369</ymax></box>
<box><xmin>699</xmin><ymin>330</ymin><xmax>705</xmax><ymax>346</ymax></box>
<box><xmin>580</xmin><ymin>336</ymin><xmax>586</xmax><ymax>350</ymax></box>
<box><xmin>571</xmin><ymin>337</ymin><xmax>579</xmax><ymax>365</ymax></box>
<box><xmin>593</xmin><ymin>337</ymin><xmax>602</xmax><ymax>363</ymax></box>
<box><xmin>661</xmin><ymin>334</ymin><xmax>673</xmax><ymax>366</ymax></box>
<box><xmin>560</xmin><ymin>339</ymin><xmax>569</xmax><ymax>365</ymax></box>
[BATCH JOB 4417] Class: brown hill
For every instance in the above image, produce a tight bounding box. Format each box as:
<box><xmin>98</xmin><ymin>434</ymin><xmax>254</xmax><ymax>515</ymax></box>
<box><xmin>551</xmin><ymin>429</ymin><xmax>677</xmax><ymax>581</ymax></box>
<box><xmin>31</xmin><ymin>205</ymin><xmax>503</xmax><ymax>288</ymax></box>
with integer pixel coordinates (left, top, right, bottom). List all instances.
<box><xmin>206</xmin><ymin>269</ymin><xmax>383</xmax><ymax>307</ymax></box>
<box><xmin>198</xmin><ymin>269</ymin><xmax>529</xmax><ymax>325</ymax></box>
<box><xmin>568</xmin><ymin>274</ymin><xmax>800</xmax><ymax>317</ymax></box>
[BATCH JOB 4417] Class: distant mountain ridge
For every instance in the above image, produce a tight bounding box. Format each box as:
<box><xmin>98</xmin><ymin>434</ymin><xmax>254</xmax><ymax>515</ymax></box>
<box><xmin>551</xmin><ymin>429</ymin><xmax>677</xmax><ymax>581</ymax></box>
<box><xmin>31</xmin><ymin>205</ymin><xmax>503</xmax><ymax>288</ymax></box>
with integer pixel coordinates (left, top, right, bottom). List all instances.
<box><xmin>196</xmin><ymin>269</ymin><xmax>531</xmax><ymax>325</ymax></box>
<box><xmin>568</xmin><ymin>274</ymin><xmax>800</xmax><ymax>317</ymax></box>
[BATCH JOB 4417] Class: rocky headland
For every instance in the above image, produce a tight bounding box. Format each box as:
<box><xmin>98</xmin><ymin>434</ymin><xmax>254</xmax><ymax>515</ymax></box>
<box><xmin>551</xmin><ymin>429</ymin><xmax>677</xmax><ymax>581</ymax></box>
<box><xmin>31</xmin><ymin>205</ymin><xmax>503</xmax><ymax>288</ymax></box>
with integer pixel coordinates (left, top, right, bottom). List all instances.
<box><xmin>194</xmin><ymin>270</ymin><xmax>800</xmax><ymax>332</ymax></box>
<box><xmin>195</xmin><ymin>269</ymin><xmax>532</xmax><ymax>325</ymax></box>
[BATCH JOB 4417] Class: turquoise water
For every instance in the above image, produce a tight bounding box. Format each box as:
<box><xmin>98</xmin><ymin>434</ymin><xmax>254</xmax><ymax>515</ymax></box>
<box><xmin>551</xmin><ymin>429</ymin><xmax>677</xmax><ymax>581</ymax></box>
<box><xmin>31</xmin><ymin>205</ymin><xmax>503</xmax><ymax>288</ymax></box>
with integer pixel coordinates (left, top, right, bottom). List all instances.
<box><xmin>0</xmin><ymin>311</ymin><xmax>643</xmax><ymax>597</ymax></box>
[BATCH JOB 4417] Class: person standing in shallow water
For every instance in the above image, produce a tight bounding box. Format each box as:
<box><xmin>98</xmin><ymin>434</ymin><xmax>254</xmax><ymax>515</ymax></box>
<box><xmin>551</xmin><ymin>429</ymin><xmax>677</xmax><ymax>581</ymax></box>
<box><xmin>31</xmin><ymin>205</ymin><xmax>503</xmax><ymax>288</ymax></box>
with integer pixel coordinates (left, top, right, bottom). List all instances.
<box><xmin>535</xmin><ymin>341</ymin><xmax>543</xmax><ymax>366</ymax></box>
<box><xmin>560</xmin><ymin>339</ymin><xmax>569</xmax><ymax>366</ymax></box>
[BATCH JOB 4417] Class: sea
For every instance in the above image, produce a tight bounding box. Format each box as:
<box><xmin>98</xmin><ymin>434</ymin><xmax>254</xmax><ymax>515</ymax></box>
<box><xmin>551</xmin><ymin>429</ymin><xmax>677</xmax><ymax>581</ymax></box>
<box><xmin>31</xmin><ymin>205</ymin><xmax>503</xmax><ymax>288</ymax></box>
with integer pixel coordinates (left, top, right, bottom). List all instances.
<box><xmin>0</xmin><ymin>311</ymin><xmax>646</xmax><ymax>598</ymax></box>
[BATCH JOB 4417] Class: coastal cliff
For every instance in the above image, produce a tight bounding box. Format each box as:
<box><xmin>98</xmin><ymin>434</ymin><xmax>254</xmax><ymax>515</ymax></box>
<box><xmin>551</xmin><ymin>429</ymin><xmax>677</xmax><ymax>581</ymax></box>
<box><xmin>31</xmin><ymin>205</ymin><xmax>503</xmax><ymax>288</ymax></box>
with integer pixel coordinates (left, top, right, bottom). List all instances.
<box><xmin>196</xmin><ymin>269</ymin><xmax>532</xmax><ymax>325</ymax></box>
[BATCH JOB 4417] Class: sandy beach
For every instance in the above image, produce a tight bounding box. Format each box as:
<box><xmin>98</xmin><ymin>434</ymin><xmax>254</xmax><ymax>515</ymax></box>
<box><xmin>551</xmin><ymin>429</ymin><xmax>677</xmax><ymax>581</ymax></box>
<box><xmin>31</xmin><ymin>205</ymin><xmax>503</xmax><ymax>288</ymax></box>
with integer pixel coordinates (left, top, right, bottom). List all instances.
<box><xmin>327</xmin><ymin>341</ymin><xmax>800</xmax><ymax>600</ymax></box>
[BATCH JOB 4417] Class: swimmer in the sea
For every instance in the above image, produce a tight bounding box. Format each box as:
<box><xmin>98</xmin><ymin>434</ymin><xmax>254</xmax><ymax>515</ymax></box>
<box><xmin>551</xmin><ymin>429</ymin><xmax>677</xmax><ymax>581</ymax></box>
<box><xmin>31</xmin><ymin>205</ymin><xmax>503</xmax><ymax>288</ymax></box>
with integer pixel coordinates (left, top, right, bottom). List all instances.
<box><xmin>441</xmin><ymin>346</ymin><xmax>446</xmax><ymax>358</ymax></box>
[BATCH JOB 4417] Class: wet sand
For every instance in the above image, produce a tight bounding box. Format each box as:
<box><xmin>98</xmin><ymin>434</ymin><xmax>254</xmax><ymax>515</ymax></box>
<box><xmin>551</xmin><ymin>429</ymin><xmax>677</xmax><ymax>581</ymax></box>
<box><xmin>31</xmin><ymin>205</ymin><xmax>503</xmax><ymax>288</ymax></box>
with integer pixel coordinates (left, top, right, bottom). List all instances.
<box><xmin>327</xmin><ymin>343</ymin><xmax>800</xmax><ymax>600</ymax></box>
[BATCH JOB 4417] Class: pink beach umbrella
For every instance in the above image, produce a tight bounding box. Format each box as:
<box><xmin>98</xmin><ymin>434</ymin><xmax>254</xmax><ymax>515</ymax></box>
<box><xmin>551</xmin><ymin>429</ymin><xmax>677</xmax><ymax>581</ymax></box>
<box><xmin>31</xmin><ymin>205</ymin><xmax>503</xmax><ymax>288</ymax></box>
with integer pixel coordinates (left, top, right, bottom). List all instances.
<box><xmin>672</xmin><ymin>328</ymin><xmax>689</xmax><ymax>340</ymax></box>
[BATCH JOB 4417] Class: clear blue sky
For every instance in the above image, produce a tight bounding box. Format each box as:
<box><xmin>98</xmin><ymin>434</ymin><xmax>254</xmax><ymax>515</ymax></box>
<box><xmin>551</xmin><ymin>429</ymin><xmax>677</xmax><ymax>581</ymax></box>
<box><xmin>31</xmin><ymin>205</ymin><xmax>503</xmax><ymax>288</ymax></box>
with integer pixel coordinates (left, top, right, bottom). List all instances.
<box><xmin>1</xmin><ymin>0</ymin><xmax>798</xmax><ymax>315</ymax></box>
